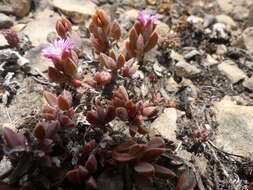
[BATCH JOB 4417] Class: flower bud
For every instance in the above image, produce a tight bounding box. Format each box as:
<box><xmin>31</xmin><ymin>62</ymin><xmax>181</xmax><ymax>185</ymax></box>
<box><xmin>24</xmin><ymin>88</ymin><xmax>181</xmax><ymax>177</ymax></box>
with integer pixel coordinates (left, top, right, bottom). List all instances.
<box><xmin>56</xmin><ymin>18</ymin><xmax>72</xmax><ymax>38</ymax></box>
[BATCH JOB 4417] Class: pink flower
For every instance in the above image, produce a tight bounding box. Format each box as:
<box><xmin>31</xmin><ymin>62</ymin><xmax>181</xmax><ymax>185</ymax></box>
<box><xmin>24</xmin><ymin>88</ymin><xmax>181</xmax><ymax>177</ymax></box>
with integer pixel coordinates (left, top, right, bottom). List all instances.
<box><xmin>42</xmin><ymin>39</ymin><xmax>73</xmax><ymax>60</ymax></box>
<box><xmin>137</xmin><ymin>12</ymin><xmax>157</xmax><ymax>26</ymax></box>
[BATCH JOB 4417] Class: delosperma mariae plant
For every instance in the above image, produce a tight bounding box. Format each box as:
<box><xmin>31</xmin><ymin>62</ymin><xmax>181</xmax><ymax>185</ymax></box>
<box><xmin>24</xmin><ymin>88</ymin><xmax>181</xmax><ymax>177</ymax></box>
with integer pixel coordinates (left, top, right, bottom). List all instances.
<box><xmin>0</xmin><ymin>10</ymin><xmax>186</xmax><ymax>190</ymax></box>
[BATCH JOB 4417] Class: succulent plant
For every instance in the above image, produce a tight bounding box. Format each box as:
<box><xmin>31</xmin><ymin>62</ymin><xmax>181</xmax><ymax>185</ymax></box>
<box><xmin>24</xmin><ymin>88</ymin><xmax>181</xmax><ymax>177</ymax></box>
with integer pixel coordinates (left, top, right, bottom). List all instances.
<box><xmin>89</xmin><ymin>10</ymin><xmax>121</xmax><ymax>55</ymax></box>
<box><xmin>86</xmin><ymin>99</ymin><xmax>115</xmax><ymax>128</ymax></box>
<box><xmin>126</xmin><ymin>12</ymin><xmax>158</xmax><ymax>61</ymax></box>
<box><xmin>111</xmin><ymin>86</ymin><xmax>157</xmax><ymax>136</ymax></box>
<box><xmin>112</xmin><ymin>137</ymin><xmax>176</xmax><ymax>188</ymax></box>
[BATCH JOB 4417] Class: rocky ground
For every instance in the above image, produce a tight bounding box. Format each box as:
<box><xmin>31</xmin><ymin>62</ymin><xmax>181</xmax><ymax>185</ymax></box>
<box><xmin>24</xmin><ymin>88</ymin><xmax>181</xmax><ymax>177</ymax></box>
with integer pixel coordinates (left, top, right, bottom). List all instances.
<box><xmin>0</xmin><ymin>0</ymin><xmax>253</xmax><ymax>189</ymax></box>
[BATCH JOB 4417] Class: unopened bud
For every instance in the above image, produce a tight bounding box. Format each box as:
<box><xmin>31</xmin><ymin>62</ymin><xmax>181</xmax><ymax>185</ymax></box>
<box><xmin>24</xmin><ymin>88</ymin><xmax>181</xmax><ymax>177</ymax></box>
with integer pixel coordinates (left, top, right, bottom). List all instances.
<box><xmin>56</xmin><ymin>18</ymin><xmax>72</xmax><ymax>39</ymax></box>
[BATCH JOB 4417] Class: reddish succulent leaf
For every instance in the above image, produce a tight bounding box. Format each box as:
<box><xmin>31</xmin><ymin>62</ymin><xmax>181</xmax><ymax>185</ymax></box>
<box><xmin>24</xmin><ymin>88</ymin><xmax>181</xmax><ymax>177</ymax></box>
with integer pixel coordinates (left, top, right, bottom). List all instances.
<box><xmin>104</xmin><ymin>105</ymin><xmax>115</xmax><ymax>123</ymax></box>
<box><xmin>129</xmin><ymin>28</ymin><xmax>138</xmax><ymax>49</ymax></box>
<box><xmin>126</xmin><ymin>41</ymin><xmax>136</xmax><ymax>57</ymax></box>
<box><xmin>66</xmin><ymin>166</ymin><xmax>88</xmax><ymax>184</ymax></box>
<box><xmin>63</xmin><ymin>58</ymin><xmax>77</xmax><ymax>77</ymax></box>
<box><xmin>43</xmin><ymin>91</ymin><xmax>57</xmax><ymax>107</ymax></box>
<box><xmin>41</xmin><ymin>104</ymin><xmax>57</xmax><ymax>115</ymax></box>
<box><xmin>111</xmin><ymin>22</ymin><xmax>121</xmax><ymax>40</ymax></box>
<box><xmin>48</xmin><ymin>66</ymin><xmax>68</xmax><ymax>83</ymax></box>
<box><xmin>154</xmin><ymin>164</ymin><xmax>177</xmax><ymax>178</ymax></box>
<box><xmin>141</xmin><ymin>106</ymin><xmax>158</xmax><ymax>117</ymax></box>
<box><xmin>128</xmin><ymin>144</ymin><xmax>146</xmax><ymax>156</ymax></box>
<box><xmin>136</xmin><ymin>35</ymin><xmax>144</xmax><ymax>54</ymax></box>
<box><xmin>46</xmin><ymin>121</ymin><xmax>60</xmax><ymax>139</ymax></box>
<box><xmin>87</xmin><ymin>111</ymin><xmax>103</xmax><ymax>127</ymax></box>
<box><xmin>112</xmin><ymin>151</ymin><xmax>136</xmax><ymax>162</ymax></box>
<box><xmin>144</xmin><ymin>32</ymin><xmax>158</xmax><ymax>53</ymax></box>
<box><xmin>85</xmin><ymin>154</ymin><xmax>97</xmax><ymax>174</ymax></box>
<box><xmin>3</xmin><ymin>127</ymin><xmax>26</xmax><ymax>149</ymax></box>
<box><xmin>176</xmin><ymin>168</ymin><xmax>197</xmax><ymax>190</ymax></box>
<box><xmin>147</xmin><ymin>137</ymin><xmax>165</xmax><ymax>149</ymax></box>
<box><xmin>115</xmin><ymin>107</ymin><xmax>129</xmax><ymax>121</ymax></box>
<box><xmin>41</xmin><ymin>113</ymin><xmax>56</xmax><ymax>120</ymax></box>
<box><xmin>134</xmin><ymin>22</ymin><xmax>142</xmax><ymax>34</ymax></box>
<box><xmin>125</xmin><ymin>101</ymin><xmax>137</xmax><ymax>118</ymax></box>
<box><xmin>86</xmin><ymin>176</ymin><xmax>97</xmax><ymax>189</ymax></box>
<box><xmin>58</xmin><ymin>96</ymin><xmax>70</xmax><ymax>110</ymax></box>
<box><xmin>33</xmin><ymin>123</ymin><xmax>46</xmax><ymax>140</ymax></box>
<box><xmin>83</xmin><ymin>140</ymin><xmax>96</xmax><ymax>155</ymax></box>
<box><xmin>141</xmin><ymin>148</ymin><xmax>165</xmax><ymax>161</ymax></box>
<box><xmin>134</xmin><ymin>162</ymin><xmax>155</xmax><ymax>177</ymax></box>
<box><xmin>114</xmin><ymin>140</ymin><xmax>136</xmax><ymax>152</ymax></box>
<box><xmin>117</xmin><ymin>54</ymin><xmax>125</xmax><ymax>68</ymax></box>
<box><xmin>96</xmin><ymin>10</ymin><xmax>110</xmax><ymax>27</ymax></box>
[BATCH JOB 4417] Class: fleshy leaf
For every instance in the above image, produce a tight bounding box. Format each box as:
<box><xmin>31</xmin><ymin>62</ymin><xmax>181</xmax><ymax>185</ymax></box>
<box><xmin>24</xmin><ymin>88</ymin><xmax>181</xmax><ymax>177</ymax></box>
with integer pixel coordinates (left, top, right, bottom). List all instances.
<box><xmin>134</xmin><ymin>162</ymin><xmax>155</xmax><ymax>176</ymax></box>
<box><xmin>154</xmin><ymin>164</ymin><xmax>177</xmax><ymax>178</ymax></box>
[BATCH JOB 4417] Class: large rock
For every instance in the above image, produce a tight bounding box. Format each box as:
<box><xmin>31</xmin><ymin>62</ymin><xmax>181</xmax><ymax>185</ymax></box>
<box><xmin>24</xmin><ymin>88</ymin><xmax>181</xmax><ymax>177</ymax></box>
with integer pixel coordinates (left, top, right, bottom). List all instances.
<box><xmin>151</xmin><ymin>108</ymin><xmax>179</xmax><ymax>143</ymax></box>
<box><xmin>22</xmin><ymin>9</ymin><xmax>60</xmax><ymax>46</ymax></box>
<box><xmin>217</xmin><ymin>60</ymin><xmax>246</xmax><ymax>83</ymax></box>
<box><xmin>9</xmin><ymin>0</ymin><xmax>32</xmax><ymax>17</ymax></box>
<box><xmin>214</xmin><ymin>100</ymin><xmax>253</xmax><ymax>157</ymax></box>
<box><xmin>242</xmin><ymin>27</ymin><xmax>253</xmax><ymax>55</ymax></box>
<box><xmin>175</xmin><ymin>61</ymin><xmax>201</xmax><ymax>78</ymax></box>
<box><xmin>0</xmin><ymin>13</ymin><xmax>13</xmax><ymax>29</ymax></box>
<box><xmin>51</xmin><ymin>0</ymin><xmax>97</xmax><ymax>24</ymax></box>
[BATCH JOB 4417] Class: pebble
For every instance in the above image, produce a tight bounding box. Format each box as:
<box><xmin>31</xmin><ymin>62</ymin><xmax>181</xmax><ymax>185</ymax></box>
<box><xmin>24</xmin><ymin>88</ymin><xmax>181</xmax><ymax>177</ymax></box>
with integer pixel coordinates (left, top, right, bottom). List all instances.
<box><xmin>9</xmin><ymin>0</ymin><xmax>32</xmax><ymax>17</ymax></box>
<box><xmin>174</xmin><ymin>61</ymin><xmax>201</xmax><ymax>78</ymax></box>
<box><xmin>216</xmin><ymin>15</ymin><xmax>237</xmax><ymax>29</ymax></box>
<box><xmin>217</xmin><ymin>60</ymin><xmax>246</xmax><ymax>84</ymax></box>
<box><xmin>214</xmin><ymin>99</ymin><xmax>253</xmax><ymax>157</ymax></box>
<box><xmin>51</xmin><ymin>0</ymin><xmax>97</xmax><ymax>24</ymax></box>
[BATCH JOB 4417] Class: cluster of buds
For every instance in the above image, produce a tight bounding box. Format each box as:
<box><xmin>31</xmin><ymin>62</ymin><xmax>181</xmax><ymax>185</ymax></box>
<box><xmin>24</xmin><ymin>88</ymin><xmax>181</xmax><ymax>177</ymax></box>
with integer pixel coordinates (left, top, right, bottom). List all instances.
<box><xmin>112</xmin><ymin>137</ymin><xmax>176</xmax><ymax>187</ymax></box>
<box><xmin>89</xmin><ymin>10</ymin><xmax>121</xmax><ymax>55</ymax></box>
<box><xmin>111</xmin><ymin>86</ymin><xmax>157</xmax><ymax>136</ymax></box>
<box><xmin>43</xmin><ymin>17</ymin><xmax>82</xmax><ymax>87</ymax></box>
<box><xmin>56</xmin><ymin>17</ymin><xmax>72</xmax><ymax>39</ymax></box>
<box><xmin>66</xmin><ymin>154</ymin><xmax>98</xmax><ymax>189</ymax></box>
<box><xmin>100</xmin><ymin>50</ymin><xmax>139</xmax><ymax>78</ymax></box>
<box><xmin>2</xmin><ymin>29</ymin><xmax>20</xmax><ymax>48</ymax></box>
<box><xmin>85</xmin><ymin>71</ymin><xmax>112</xmax><ymax>89</ymax></box>
<box><xmin>33</xmin><ymin>91</ymin><xmax>75</xmax><ymax>140</ymax></box>
<box><xmin>126</xmin><ymin>13</ymin><xmax>158</xmax><ymax>61</ymax></box>
<box><xmin>86</xmin><ymin>99</ymin><xmax>115</xmax><ymax>128</ymax></box>
<box><xmin>86</xmin><ymin>51</ymin><xmax>139</xmax><ymax>88</ymax></box>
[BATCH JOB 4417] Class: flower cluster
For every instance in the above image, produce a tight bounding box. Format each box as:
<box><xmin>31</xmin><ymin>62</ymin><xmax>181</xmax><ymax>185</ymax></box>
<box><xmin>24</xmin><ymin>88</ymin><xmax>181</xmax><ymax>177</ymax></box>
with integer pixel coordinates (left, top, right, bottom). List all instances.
<box><xmin>42</xmin><ymin>18</ymin><xmax>82</xmax><ymax>87</ymax></box>
<box><xmin>126</xmin><ymin>12</ymin><xmax>158</xmax><ymax>61</ymax></box>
